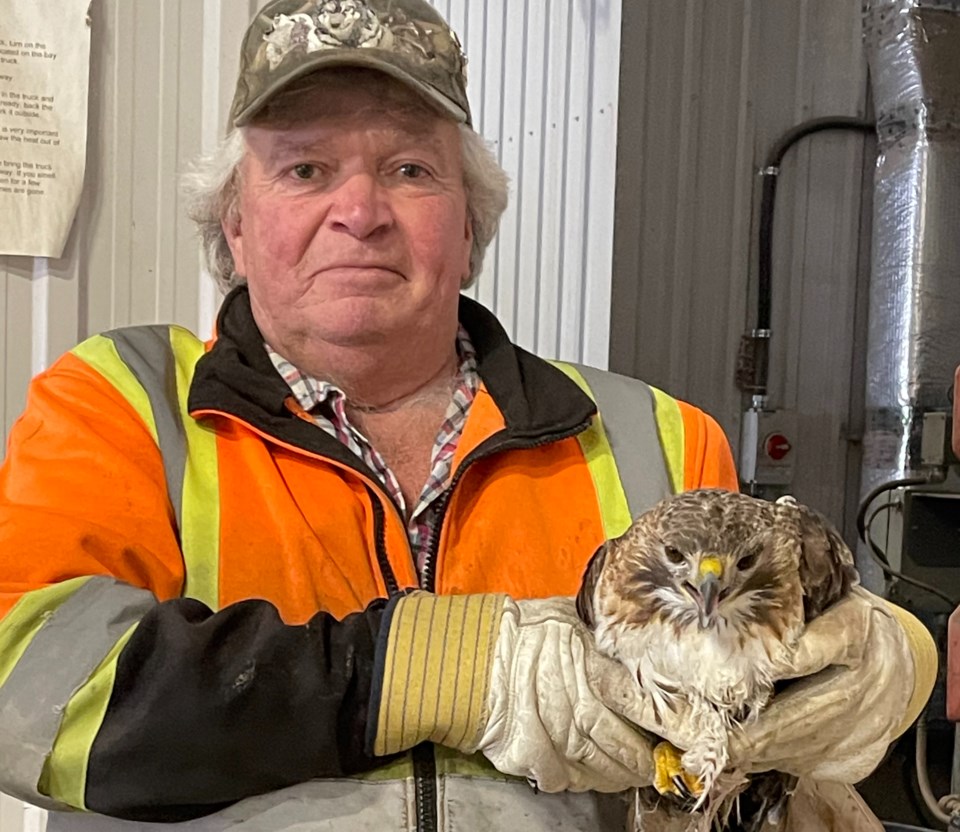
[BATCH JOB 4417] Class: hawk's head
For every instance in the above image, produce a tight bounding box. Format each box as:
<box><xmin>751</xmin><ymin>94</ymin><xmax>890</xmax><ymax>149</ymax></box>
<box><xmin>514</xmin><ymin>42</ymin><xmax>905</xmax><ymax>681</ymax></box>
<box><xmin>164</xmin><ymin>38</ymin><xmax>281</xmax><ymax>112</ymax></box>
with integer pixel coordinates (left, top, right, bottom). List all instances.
<box><xmin>578</xmin><ymin>490</ymin><xmax>817</xmax><ymax>642</ymax></box>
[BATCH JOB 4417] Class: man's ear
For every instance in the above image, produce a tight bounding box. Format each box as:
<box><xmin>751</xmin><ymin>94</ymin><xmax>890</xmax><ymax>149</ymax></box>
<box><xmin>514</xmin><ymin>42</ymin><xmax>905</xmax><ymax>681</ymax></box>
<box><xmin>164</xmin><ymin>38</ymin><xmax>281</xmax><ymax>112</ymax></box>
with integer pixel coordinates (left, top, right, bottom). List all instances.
<box><xmin>460</xmin><ymin>215</ymin><xmax>474</xmax><ymax>285</ymax></box>
<box><xmin>222</xmin><ymin>214</ymin><xmax>245</xmax><ymax>276</ymax></box>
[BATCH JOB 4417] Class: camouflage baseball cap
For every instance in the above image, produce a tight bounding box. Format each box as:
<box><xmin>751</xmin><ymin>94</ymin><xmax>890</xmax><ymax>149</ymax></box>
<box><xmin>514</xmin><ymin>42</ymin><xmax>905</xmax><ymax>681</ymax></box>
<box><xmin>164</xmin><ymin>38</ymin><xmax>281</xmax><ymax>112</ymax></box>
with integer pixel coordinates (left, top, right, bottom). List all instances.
<box><xmin>230</xmin><ymin>0</ymin><xmax>471</xmax><ymax>128</ymax></box>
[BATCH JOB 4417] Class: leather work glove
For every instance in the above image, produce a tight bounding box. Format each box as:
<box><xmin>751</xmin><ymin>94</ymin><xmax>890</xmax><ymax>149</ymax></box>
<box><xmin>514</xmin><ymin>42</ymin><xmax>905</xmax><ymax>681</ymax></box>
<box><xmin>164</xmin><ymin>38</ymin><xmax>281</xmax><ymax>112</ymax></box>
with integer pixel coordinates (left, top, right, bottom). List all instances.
<box><xmin>723</xmin><ymin>586</ymin><xmax>937</xmax><ymax>782</ymax></box>
<box><xmin>367</xmin><ymin>592</ymin><xmax>661</xmax><ymax>792</ymax></box>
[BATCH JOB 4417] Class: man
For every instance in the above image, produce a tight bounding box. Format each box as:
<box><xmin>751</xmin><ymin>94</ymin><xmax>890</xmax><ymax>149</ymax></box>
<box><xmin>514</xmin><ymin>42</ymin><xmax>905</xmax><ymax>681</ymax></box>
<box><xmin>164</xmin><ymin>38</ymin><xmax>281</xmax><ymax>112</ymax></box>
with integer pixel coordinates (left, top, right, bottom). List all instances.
<box><xmin>0</xmin><ymin>1</ymin><xmax>936</xmax><ymax>830</ymax></box>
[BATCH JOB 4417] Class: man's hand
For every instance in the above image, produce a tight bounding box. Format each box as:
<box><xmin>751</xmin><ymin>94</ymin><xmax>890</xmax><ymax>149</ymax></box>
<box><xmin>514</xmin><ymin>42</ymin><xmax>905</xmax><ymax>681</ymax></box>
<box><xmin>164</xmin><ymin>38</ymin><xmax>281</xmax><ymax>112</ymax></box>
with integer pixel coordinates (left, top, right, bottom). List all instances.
<box><xmin>725</xmin><ymin>587</ymin><xmax>936</xmax><ymax>782</ymax></box>
<box><xmin>473</xmin><ymin>596</ymin><xmax>660</xmax><ymax>792</ymax></box>
<box><xmin>368</xmin><ymin>593</ymin><xmax>661</xmax><ymax>793</ymax></box>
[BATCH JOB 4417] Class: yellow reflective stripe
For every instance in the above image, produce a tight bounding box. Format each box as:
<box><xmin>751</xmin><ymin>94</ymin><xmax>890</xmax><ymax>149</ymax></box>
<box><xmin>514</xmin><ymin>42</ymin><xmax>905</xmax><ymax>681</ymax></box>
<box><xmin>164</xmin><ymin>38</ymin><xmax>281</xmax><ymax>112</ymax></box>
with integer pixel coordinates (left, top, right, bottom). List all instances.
<box><xmin>548</xmin><ymin>361</ymin><xmax>632</xmax><ymax>539</ymax></box>
<box><xmin>354</xmin><ymin>753</ymin><xmax>415</xmax><ymax>782</ymax></box>
<box><xmin>71</xmin><ymin>336</ymin><xmax>159</xmax><ymax>445</ymax></box>
<box><xmin>39</xmin><ymin>624</ymin><xmax>138</xmax><ymax>809</ymax></box>
<box><xmin>650</xmin><ymin>386</ymin><xmax>684</xmax><ymax>494</ymax></box>
<box><xmin>169</xmin><ymin>327</ymin><xmax>220</xmax><ymax>609</ymax></box>
<box><xmin>0</xmin><ymin>578</ymin><xmax>93</xmax><ymax>689</ymax></box>
<box><xmin>434</xmin><ymin>746</ymin><xmax>520</xmax><ymax>782</ymax></box>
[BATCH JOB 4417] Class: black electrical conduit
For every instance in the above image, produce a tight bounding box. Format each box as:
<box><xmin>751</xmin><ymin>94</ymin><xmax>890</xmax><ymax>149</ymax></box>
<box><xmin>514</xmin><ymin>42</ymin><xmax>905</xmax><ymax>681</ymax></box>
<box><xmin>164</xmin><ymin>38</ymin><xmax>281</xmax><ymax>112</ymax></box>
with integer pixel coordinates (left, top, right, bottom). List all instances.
<box><xmin>738</xmin><ymin>117</ymin><xmax>875</xmax><ymax>397</ymax></box>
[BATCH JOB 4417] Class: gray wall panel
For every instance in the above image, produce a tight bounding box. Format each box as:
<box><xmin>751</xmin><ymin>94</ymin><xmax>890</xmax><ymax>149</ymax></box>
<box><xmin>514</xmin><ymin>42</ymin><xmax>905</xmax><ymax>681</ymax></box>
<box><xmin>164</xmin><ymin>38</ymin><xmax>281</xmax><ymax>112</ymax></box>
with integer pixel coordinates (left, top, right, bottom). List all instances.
<box><xmin>611</xmin><ymin>0</ymin><xmax>871</xmax><ymax>530</ymax></box>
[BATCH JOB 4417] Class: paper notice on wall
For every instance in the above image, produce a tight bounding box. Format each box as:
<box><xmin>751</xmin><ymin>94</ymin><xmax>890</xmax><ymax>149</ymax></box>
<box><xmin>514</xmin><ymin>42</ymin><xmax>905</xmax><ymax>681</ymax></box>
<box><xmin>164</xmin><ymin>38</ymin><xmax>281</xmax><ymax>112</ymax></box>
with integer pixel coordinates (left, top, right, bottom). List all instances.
<box><xmin>0</xmin><ymin>0</ymin><xmax>92</xmax><ymax>258</ymax></box>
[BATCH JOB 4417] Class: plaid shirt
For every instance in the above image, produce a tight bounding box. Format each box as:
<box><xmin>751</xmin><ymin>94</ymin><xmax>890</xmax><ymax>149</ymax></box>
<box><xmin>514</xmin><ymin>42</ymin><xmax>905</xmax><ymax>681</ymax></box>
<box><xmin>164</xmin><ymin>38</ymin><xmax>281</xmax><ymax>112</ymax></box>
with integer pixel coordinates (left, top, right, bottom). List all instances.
<box><xmin>267</xmin><ymin>327</ymin><xmax>479</xmax><ymax>579</ymax></box>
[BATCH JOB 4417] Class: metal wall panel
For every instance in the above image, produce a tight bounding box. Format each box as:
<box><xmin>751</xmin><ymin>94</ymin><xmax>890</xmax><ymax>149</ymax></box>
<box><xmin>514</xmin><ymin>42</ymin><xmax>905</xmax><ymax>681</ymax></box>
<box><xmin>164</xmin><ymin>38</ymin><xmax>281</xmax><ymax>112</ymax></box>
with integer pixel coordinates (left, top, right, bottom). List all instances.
<box><xmin>611</xmin><ymin>0</ymin><xmax>871</xmax><ymax>534</ymax></box>
<box><xmin>0</xmin><ymin>0</ymin><xmax>249</xmax><ymax>449</ymax></box>
<box><xmin>451</xmin><ymin>0</ymin><xmax>623</xmax><ymax>367</ymax></box>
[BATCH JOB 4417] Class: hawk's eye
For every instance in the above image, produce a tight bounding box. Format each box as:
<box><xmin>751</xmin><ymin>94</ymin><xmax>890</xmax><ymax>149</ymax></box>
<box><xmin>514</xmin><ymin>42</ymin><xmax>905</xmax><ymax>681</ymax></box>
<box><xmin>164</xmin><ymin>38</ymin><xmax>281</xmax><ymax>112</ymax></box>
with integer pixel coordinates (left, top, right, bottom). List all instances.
<box><xmin>664</xmin><ymin>545</ymin><xmax>685</xmax><ymax>565</ymax></box>
<box><xmin>737</xmin><ymin>553</ymin><xmax>758</xmax><ymax>571</ymax></box>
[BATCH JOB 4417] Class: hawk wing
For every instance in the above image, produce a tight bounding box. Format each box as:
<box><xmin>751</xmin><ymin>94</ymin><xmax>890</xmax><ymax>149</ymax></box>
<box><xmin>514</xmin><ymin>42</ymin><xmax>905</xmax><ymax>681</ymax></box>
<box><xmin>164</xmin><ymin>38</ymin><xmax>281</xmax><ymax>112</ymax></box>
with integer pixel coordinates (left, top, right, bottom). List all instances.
<box><xmin>789</xmin><ymin>501</ymin><xmax>859</xmax><ymax>620</ymax></box>
<box><xmin>575</xmin><ymin>540</ymin><xmax>609</xmax><ymax>629</ymax></box>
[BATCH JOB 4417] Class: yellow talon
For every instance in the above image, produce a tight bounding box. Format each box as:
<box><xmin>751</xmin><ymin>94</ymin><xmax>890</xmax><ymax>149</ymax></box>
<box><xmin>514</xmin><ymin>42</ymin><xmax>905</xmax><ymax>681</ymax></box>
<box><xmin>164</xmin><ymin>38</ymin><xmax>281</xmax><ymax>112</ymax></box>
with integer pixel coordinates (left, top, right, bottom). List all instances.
<box><xmin>652</xmin><ymin>741</ymin><xmax>704</xmax><ymax>799</ymax></box>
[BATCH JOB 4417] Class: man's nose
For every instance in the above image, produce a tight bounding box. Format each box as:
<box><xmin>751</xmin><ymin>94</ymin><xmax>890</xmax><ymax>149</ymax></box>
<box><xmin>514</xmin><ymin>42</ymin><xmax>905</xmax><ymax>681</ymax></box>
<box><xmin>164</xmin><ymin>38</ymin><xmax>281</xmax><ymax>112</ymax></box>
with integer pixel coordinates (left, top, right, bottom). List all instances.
<box><xmin>326</xmin><ymin>173</ymin><xmax>393</xmax><ymax>239</ymax></box>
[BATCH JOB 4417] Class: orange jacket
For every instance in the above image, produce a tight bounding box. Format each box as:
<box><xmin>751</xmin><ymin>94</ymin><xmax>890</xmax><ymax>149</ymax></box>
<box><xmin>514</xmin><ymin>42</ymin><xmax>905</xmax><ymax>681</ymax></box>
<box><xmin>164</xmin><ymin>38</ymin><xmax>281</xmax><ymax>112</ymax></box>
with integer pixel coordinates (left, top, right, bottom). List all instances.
<box><xmin>0</xmin><ymin>288</ymin><xmax>737</xmax><ymax>820</ymax></box>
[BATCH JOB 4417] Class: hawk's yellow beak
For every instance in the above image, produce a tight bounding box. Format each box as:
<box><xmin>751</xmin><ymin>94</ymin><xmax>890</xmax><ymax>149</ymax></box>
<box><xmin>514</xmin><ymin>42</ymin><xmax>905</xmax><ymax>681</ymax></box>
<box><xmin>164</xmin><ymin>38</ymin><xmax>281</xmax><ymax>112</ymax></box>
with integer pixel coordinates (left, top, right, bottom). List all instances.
<box><xmin>696</xmin><ymin>556</ymin><xmax>724</xmax><ymax>626</ymax></box>
<box><xmin>697</xmin><ymin>556</ymin><xmax>724</xmax><ymax>582</ymax></box>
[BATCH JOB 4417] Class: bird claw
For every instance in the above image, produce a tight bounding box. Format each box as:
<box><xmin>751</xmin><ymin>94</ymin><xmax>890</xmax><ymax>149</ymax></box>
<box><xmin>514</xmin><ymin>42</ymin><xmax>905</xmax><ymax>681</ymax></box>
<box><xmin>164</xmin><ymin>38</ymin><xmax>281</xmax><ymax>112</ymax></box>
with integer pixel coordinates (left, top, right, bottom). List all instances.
<box><xmin>653</xmin><ymin>741</ymin><xmax>704</xmax><ymax>803</ymax></box>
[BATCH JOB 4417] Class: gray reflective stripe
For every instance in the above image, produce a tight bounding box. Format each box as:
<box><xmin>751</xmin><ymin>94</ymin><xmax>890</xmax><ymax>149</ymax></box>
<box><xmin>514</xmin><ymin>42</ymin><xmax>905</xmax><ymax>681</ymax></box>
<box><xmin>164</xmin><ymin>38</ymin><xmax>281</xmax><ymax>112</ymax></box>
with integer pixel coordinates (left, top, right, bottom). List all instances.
<box><xmin>44</xmin><ymin>773</ymin><xmax>626</xmax><ymax>832</ymax></box>
<box><xmin>104</xmin><ymin>327</ymin><xmax>186</xmax><ymax>537</ymax></box>
<box><xmin>571</xmin><ymin>364</ymin><xmax>673</xmax><ymax>517</ymax></box>
<box><xmin>0</xmin><ymin>577</ymin><xmax>155</xmax><ymax>808</ymax></box>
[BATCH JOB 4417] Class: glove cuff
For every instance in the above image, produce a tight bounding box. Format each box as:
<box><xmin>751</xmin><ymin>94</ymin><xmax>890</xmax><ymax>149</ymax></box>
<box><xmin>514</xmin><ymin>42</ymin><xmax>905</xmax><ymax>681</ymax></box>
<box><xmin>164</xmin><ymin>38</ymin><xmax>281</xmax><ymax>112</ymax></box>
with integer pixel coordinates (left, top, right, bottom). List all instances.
<box><xmin>883</xmin><ymin>599</ymin><xmax>939</xmax><ymax>737</ymax></box>
<box><xmin>367</xmin><ymin>591</ymin><xmax>507</xmax><ymax>757</ymax></box>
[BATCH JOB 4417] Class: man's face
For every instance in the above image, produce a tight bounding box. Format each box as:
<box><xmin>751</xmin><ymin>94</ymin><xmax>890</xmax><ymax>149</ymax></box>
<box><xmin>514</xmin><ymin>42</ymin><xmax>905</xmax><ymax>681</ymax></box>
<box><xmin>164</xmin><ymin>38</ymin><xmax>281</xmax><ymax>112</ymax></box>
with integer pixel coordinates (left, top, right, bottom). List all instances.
<box><xmin>223</xmin><ymin>73</ymin><xmax>472</xmax><ymax>357</ymax></box>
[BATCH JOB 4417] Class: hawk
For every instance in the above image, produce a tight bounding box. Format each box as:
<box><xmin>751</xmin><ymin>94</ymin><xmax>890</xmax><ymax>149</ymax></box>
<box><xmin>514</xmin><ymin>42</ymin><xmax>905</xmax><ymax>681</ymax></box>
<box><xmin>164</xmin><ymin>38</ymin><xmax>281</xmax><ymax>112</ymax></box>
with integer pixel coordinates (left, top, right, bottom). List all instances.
<box><xmin>577</xmin><ymin>488</ymin><xmax>858</xmax><ymax>831</ymax></box>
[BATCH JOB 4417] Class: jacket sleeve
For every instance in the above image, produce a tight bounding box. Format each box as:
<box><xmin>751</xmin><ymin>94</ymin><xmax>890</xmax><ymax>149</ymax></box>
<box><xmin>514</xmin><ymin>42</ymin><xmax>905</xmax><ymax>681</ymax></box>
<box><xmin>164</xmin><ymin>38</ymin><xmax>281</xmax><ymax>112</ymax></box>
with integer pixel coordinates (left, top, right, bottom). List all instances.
<box><xmin>0</xmin><ymin>351</ymin><xmax>387</xmax><ymax>822</ymax></box>
<box><xmin>675</xmin><ymin>400</ymin><xmax>739</xmax><ymax>492</ymax></box>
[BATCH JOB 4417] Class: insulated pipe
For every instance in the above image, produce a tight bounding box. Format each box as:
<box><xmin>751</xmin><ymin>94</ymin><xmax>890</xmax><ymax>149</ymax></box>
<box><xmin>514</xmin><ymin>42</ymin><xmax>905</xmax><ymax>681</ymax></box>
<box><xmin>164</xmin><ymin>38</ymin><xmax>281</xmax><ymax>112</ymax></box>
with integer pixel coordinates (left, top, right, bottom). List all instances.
<box><xmin>860</xmin><ymin>0</ymin><xmax>960</xmax><ymax>592</ymax></box>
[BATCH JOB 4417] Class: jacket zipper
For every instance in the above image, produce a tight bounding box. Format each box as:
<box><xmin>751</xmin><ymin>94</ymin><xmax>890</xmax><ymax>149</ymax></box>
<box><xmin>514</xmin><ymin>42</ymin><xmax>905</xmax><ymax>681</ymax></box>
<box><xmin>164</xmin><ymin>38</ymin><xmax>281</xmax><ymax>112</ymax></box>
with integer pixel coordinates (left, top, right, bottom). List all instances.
<box><xmin>369</xmin><ymin>490</ymin><xmax>400</xmax><ymax>596</ymax></box>
<box><xmin>412</xmin><ymin>744</ymin><xmax>438</xmax><ymax>832</ymax></box>
<box><xmin>412</xmin><ymin>421</ymin><xmax>591</xmax><ymax>832</ymax></box>
<box><xmin>420</xmin><ymin>424</ymin><xmax>590</xmax><ymax>592</ymax></box>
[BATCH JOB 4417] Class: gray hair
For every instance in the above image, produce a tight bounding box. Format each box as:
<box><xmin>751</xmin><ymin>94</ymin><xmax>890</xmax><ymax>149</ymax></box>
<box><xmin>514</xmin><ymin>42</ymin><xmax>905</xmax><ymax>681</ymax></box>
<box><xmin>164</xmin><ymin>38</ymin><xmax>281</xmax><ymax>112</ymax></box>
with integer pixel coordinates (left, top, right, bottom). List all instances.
<box><xmin>183</xmin><ymin>124</ymin><xmax>509</xmax><ymax>294</ymax></box>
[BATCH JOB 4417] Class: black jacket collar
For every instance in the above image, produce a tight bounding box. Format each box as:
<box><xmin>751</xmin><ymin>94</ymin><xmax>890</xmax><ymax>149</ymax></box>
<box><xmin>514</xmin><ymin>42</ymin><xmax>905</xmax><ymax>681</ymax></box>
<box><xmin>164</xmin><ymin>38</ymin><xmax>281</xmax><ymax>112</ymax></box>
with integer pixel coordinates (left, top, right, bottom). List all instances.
<box><xmin>189</xmin><ymin>286</ymin><xmax>596</xmax><ymax>444</ymax></box>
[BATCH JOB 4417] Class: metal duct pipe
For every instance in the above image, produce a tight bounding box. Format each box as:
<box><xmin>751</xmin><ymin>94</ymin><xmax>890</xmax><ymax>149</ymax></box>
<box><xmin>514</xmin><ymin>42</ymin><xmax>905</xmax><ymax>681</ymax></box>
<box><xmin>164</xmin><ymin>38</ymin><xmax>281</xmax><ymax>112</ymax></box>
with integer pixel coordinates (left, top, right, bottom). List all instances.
<box><xmin>860</xmin><ymin>0</ymin><xmax>960</xmax><ymax>592</ymax></box>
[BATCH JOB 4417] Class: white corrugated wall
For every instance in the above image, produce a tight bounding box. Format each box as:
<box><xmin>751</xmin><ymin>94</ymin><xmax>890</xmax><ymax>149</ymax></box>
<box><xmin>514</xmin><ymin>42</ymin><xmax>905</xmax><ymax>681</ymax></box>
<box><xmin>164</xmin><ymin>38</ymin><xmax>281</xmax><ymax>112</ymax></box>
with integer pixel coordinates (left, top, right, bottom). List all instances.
<box><xmin>446</xmin><ymin>0</ymin><xmax>622</xmax><ymax>368</ymax></box>
<box><xmin>0</xmin><ymin>799</ymin><xmax>44</xmax><ymax>832</ymax></box>
<box><xmin>0</xmin><ymin>0</ymin><xmax>256</xmax><ymax>449</ymax></box>
<box><xmin>0</xmin><ymin>0</ymin><xmax>622</xmax><ymax>824</ymax></box>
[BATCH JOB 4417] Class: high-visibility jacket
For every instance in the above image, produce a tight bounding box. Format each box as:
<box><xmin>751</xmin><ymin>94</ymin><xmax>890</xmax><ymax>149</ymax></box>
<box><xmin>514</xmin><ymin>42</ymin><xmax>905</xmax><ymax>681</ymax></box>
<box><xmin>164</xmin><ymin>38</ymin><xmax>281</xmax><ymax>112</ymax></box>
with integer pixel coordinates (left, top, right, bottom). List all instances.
<box><xmin>0</xmin><ymin>287</ymin><xmax>740</xmax><ymax>830</ymax></box>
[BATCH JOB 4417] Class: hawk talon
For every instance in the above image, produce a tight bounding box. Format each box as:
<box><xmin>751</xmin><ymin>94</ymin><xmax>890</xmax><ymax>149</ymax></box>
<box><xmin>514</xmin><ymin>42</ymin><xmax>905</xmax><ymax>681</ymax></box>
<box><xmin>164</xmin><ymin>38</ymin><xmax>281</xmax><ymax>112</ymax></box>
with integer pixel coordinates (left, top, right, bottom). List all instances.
<box><xmin>671</xmin><ymin>774</ymin><xmax>694</xmax><ymax>802</ymax></box>
<box><xmin>652</xmin><ymin>741</ymin><xmax>704</xmax><ymax>801</ymax></box>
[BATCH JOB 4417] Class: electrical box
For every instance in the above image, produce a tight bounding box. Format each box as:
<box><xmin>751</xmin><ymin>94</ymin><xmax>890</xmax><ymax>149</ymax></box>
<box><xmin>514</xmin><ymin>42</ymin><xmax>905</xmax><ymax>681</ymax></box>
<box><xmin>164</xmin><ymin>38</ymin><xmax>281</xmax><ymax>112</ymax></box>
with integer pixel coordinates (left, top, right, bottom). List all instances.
<box><xmin>902</xmin><ymin>490</ymin><xmax>960</xmax><ymax>570</ymax></box>
<box><xmin>889</xmin><ymin>488</ymin><xmax>960</xmax><ymax>612</ymax></box>
<box><xmin>739</xmin><ymin>408</ymin><xmax>798</xmax><ymax>488</ymax></box>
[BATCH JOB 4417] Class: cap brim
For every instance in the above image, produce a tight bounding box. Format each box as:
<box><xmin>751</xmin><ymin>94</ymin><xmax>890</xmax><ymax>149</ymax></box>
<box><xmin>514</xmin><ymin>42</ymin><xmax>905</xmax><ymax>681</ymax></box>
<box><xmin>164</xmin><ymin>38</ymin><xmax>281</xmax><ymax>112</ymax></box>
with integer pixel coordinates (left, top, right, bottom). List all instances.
<box><xmin>232</xmin><ymin>51</ymin><xmax>470</xmax><ymax>127</ymax></box>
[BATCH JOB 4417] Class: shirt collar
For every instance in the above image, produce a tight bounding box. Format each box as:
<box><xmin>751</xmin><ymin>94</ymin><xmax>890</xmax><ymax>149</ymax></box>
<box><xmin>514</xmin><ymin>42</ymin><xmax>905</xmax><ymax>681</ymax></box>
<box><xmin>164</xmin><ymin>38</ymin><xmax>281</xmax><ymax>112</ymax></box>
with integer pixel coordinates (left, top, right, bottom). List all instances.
<box><xmin>266</xmin><ymin>325</ymin><xmax>479</xmax><ymax>415</ymax></box>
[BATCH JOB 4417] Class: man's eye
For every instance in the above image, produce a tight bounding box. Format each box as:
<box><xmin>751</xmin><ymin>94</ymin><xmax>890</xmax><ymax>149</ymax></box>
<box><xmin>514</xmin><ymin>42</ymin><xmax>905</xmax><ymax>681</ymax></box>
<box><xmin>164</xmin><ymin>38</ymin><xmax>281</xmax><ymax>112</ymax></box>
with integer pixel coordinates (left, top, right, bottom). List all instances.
<box><xmin>398</xmin><ymin>163</ymin><xmax>428</xmax><ymax>179</ymax></box>
<box><xmin>292</xmin><ymin>164</ymin><xmax>316</xmax><ymax>180</ymax></box>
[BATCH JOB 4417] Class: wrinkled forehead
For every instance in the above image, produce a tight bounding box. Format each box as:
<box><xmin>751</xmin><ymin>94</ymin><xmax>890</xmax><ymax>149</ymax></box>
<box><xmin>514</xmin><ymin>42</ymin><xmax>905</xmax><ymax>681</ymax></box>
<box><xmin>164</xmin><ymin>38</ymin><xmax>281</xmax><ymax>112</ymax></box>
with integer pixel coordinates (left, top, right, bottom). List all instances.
<box><xmin>250</xmin><ymin>66</ymin><xmax>454</xmax><ymax>133</ymax></box>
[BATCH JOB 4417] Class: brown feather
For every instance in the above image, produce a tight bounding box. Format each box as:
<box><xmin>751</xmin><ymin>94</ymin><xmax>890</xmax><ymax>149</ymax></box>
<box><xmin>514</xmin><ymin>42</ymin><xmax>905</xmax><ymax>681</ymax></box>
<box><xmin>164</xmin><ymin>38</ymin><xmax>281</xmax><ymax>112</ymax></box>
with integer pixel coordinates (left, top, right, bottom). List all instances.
<box><xmin>790</xmin><ymin>502</ymin><xmax>858</xmax><ymax>619</ymax></box>
<box><xmin>576</xmin><ymin>540</ymin><xmax>609</xmax><ymax>628</ymax></box>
